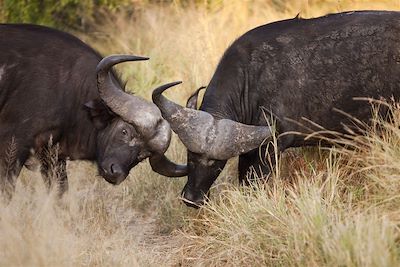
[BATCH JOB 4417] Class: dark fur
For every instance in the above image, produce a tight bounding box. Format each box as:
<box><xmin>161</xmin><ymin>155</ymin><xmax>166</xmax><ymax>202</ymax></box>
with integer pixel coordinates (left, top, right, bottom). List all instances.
<box><xmin>184</xmin><ymin>11</ymin><xmax>400</xmax><ymax>206</ymax></box>
<box><xmin>0</xmin><ymin>24</ymin><xmax>142</xmax><ymax>195</ymax></box>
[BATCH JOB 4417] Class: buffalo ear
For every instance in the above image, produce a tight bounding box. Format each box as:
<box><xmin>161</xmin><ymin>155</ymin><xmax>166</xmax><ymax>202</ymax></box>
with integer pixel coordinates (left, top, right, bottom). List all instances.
<box><xmin>84</xmin><ymin>99</ymin><xmax>113</xmax><ymax>129</ymax></box>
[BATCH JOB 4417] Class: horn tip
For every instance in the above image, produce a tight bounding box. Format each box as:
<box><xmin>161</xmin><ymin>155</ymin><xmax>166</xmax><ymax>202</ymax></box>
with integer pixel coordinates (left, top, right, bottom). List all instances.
<box><xmin>152</xmin><ymin>81</ymin><xmax>183</xmax><ymax>101</ymax></box>
<box><xmin>125</xmin><ymin>54</ymin><xmax>149</xmax><ymax>61</ymax></box>
<box><xmin>174</xmin><ymin>81</ymin><xmax>183</xmax><ymax>86</ymax></box>
<box><xmin>138</xmin><ymin>56</ymin><xmax>150</xmax><ymax>61</ymax></box>
<box><xmin>96</xmin><ymin>54</ymin><xmax>149</xmax><ymax>73</ymax></box>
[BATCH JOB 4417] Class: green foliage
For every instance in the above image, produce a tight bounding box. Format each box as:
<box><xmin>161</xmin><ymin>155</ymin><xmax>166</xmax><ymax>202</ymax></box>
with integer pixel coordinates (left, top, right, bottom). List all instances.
<box><xmin>0</xmin><ymin>0</ymin><xmax>128</xmax><ymax>29</ymax></box>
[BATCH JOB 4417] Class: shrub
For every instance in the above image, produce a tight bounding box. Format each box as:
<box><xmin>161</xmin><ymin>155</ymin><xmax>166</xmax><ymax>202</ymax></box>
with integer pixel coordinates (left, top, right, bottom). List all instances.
<box><xmin>0</xmin><ymin>0</ymin><xmax>128</xmax><ymax>29</ymax></box>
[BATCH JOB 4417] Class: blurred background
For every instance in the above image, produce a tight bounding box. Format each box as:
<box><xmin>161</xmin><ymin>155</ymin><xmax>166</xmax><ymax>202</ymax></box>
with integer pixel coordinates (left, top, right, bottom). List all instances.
<box><xmin>2</xmin><ymin>0</ymin><xmax>400</xmax><ymax>102</ymax></box>
<box><xmin>2</xmin><ymin>1</ymin><xmax>400</xmax><ymax>31</ymax></box>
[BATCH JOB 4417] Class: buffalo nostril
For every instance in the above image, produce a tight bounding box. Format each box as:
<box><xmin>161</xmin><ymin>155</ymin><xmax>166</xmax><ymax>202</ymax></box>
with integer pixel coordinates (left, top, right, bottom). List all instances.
<box><xmin>109</xmin><ymin>163</ymin><xmax>123</xmax><ymax>176</ymax></box>
<box><xmin>110</xmin><ymin>163</ymin><xmax>115</xmax><ymax>174</ymax></box>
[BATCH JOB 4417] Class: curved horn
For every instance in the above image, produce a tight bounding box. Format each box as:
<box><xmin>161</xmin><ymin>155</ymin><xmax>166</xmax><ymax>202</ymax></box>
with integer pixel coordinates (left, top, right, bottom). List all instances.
<box><xmin>97</xmin><ymin>56</ymin><xmax>188</xmax><ymax>177</ymax></box>
<box><xmin>97</xmin><ymin>54</ymin><xmax>170</xmax><ymax>153</ymax></box>
<box><xmin>149</xmin><ymin>154</ymin><xmax>187</xmax><ymax>177</ymax></box>
<box><xmin>152</xmin><ymin>82</ymin><xmax>271</xmax><ymax>161</ymax></box>
<box><xmin>186</xmin><ymin>86</ymin><xmax>205</xmax><ymax>109</ymax></box>
<box><xmin>147</xmin><ymin>85</ymin><xmax>204</xmax><ymax>178</ymax></box>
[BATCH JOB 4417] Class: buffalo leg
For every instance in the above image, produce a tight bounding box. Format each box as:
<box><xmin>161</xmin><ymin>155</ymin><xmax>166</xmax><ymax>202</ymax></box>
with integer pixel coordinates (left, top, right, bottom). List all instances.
<box><xmin>238</xmin><ymin>144</ymin><xmax>278</xmax><ymax>185</ymax></box>
<box><xmin>38</xmin><ymin>145</ymin><xmax>68</xmax><ymax>196</ymax></box>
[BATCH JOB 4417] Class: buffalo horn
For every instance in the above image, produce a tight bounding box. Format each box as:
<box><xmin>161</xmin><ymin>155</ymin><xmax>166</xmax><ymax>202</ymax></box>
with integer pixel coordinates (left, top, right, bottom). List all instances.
<box><xmin>186</xmin><ymin>86</ymin><xmax>205</xmax><ymax>109</ymax></box>
<box><xmin>97</xmin><ymin>55</ymin><xmax>188</xmax><ymax>177</ymax></box>
<box><xmin>96</xmin><ymin>55</ymin><xmax>171</xmax><ymax>153</ymax></box>
<box><xmin>149</xmin><ymin>154</ymin><xmax>187</xmax><ymax>177</ymax></box>
<box><xmin>152</xmin><ymin>82</ymin><xmax>271</xmax><ymax>160</ymax></box>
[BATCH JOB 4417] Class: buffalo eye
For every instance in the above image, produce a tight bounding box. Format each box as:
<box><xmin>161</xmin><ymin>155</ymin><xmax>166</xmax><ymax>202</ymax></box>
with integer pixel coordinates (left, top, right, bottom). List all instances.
<box><xmin>122</xmin><ymin>129</ymin><xmax>128</xmax><ymax>136</ymax></box>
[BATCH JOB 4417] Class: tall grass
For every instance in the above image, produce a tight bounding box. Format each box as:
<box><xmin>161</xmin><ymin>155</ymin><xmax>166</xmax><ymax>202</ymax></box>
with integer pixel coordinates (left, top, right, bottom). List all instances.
<box><xmin>2</xmin><ymin>1</ymin><xmax>400</xmax><ymax>266</ymax></box>
<box><xmin>175</xmin><ymin>101</ymin><xmax>400</xmax><ymax>266</ymax></box>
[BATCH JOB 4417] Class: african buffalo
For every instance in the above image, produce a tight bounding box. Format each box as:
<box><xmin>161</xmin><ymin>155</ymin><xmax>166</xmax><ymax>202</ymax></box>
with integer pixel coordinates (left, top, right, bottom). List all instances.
<box><xmin>153</xmin><ymin>10</ymin><xmax>400</xmax><ymax>207</ymax></box>
<box><xmin>0</xmin><ymin>24</ymin><xmax>186</xmax><ymax>196</ymax></box>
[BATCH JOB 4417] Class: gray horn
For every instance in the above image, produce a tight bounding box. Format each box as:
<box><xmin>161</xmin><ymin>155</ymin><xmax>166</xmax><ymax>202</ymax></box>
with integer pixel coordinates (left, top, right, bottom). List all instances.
<box><xmin>152</xmin><ymin>82</ymin><xmax>271</xmax><ymax>160</ymax></box>
<box><xmin>97</xmin><ymin>55</ymin><xmax>187</xmax><ymax>177</ymax></box>
<box><xmin>186</xmin><ymin>86</ymin><xmax>205</xmax><ymax>109</ymax></box>
<box><xmin>149</xmin><ymin>154</ymin><xmax>187</xmax><ymax>177</ymax></box>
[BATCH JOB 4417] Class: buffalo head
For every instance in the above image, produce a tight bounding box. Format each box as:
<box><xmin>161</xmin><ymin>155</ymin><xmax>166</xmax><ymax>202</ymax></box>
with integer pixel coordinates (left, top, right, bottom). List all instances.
<box><xmin>152</xmin><ymin>82</ymin><xmax>270</xmax><ymax>207</ymax></box>
<box><xmin>86</xmin><ymin>55</ymin><xmax>187</xmax><ymax>185</ymax></box>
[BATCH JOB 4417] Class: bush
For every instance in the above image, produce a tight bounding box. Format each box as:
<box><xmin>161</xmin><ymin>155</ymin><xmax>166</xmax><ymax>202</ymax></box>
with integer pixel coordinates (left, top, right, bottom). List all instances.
<box><xmin>0</xmin><ymin>0</ymin><xmax>128</xmax><ymax>30</ymax></box>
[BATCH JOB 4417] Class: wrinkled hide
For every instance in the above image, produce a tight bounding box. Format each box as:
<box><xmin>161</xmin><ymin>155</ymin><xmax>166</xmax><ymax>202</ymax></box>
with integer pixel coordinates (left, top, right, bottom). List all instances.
<box><xmin>0</xmin><ymin>24</ymin><xmax>186</xmax><ymax>197</ymax></box>
<box><xmin>153</xmin><ymin>11</ymin><xmax>400</xmax><ymax>207</ymax></box>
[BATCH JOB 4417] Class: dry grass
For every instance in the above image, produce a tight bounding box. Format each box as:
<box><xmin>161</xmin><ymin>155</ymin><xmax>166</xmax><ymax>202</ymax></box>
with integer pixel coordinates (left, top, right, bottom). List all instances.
<box><xmin>175</xmin><ymin>101</ymin><xmax>400</xmax><ymax>266</ymax></box>
<box><xmin>3</xmin><ymin>0</ymin><xmax>400</xmax><ymax>266</ymax></box>
<box><xmin>0</xmin><ymin>159</ymin><xmax>188</xmax><ymax>266</ymax></box>
<box><xmin>0</xmin><ymin>165</ymin><xmax>142</xmax><ymax>266</ymax></box>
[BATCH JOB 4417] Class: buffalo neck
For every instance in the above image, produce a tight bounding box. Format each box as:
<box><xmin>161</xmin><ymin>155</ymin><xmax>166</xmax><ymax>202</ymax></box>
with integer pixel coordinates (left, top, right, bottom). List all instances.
<box><xmin>200</xmin><ymin>50</ymin><xmax>262</xmax><ymax>126</ymax></box>
<box><xmin>58</xmin><ymin>107</ymin><xmax>98</xmax><ymax>161</ymax></box>
<box><xmin>57</xmin><ymin>73</ymin><xmax>102</xmax><ymax>161</ymax></box>
<box><xmin>60</xmin><ymin>123</ymin><xmax>98</xmax><ymax>161</ymax></box>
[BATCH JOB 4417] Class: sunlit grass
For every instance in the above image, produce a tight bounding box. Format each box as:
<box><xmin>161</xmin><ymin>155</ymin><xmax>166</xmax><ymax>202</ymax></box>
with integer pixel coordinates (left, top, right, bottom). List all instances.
<box><xmin>175</xmin><ymin>101</ymin><xmax>400</xmax><ymax>266</ymax></box>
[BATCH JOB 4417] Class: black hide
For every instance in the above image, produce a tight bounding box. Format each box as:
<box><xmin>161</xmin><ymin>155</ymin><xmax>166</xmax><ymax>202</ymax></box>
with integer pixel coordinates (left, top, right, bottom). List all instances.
<box><xmin>0</xmin><ymin>24</ymin><xmax>145</xmax><ymax>194</ymax></box>
<box><xmin>181</xmin><ymin>11</ymin><xmax>400</xmax><ymax>206</ymax></box>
